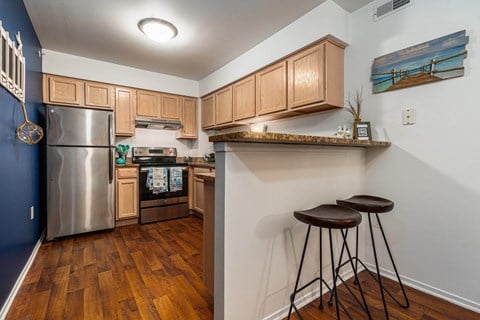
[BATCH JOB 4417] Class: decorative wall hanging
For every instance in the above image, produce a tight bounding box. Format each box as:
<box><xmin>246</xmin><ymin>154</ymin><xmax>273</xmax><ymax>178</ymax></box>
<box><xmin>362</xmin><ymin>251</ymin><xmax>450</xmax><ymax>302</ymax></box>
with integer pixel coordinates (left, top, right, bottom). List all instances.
<box><xmin>371</xmin><ymin>30</ymin><xmax>469</xmax><ymax>93</ymax></box>
<box><xmin>0</xmin><ymin>20</ymin><xmax>26</xmax><ymax>102</ymax></box>
<box><xmin>1</xmin><ymin>21</ymin><xmax>43</xmax><ymax>144</ymax></box>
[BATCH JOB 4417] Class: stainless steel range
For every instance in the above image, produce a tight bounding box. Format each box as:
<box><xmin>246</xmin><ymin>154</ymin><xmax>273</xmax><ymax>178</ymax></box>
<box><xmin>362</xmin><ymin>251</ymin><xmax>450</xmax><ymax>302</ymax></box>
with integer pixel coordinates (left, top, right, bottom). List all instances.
<box><xmin>132</xmin><ymin>147</ymin><xmax>189</xmax><ymax>224</ymax></box>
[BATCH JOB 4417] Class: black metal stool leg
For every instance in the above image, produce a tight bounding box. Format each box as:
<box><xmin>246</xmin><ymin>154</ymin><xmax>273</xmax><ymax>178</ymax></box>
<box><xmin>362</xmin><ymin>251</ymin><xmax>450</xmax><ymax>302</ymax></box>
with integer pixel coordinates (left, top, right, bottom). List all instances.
<box><xmin>319</xmin><ymin>227</ymin><xmax>324</xmax><ymax>310</ymax></box>
<box><xmin>353</xmin><ymin>225</ymin><xmax>359</xmax><ymax>285</ymax></box>
<box><xmin>340</xmin><ymin>229</ymin><xmax>372</xmax><ymax>320</ymax></box>
<box><xmin>288</xmin><ymin>225</ymin><xmax>311</xmax><ymax>320</ymax></box>
<box><xmin>368</xmin><ymin>213</ymin><xmax>389</xmax><ymax>320</ymax></box>
<box><xmin>375</xmin><ymin>214</ymin><xmax>410</xmax><ymax>308</ymax></box>
<box><xmin>329</xmin><ymin>229</ymin><xmax>341</xmax><ymax>319</ymax></box>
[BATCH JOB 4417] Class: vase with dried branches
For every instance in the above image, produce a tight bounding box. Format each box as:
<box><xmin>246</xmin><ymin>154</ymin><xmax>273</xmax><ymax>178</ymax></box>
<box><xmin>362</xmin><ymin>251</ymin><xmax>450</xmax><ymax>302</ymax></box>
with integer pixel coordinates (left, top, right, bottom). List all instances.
<box><xmin>346</xmin><ymin>89</ymin><xmax>364</xmax><ymax>138</ymax></box>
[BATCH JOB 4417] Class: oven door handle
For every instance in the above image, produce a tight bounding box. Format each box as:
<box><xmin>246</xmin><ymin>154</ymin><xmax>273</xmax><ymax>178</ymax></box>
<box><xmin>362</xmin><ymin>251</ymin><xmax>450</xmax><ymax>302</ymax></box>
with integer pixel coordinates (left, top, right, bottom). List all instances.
<box><xmin>140</xmin><ymin>167</ymin><xmax>187</xmax><ymax>172</ymax></box>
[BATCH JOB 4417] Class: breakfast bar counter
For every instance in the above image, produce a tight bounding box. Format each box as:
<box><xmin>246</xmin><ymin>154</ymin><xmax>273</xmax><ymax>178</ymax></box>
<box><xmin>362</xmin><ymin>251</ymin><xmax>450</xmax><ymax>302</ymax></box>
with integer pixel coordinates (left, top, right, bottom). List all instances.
<box><xmin>209</xmin><ymin>131</ymin><xmax>391</xmax><ymax>148</ymax></box>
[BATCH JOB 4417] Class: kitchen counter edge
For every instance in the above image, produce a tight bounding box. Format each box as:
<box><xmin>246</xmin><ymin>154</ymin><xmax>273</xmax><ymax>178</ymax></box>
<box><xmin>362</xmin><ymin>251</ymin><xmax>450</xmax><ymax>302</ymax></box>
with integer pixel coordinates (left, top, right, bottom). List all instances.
<box><xmin>209</xmin><ymin>131</ymin><xmax>391</xmax><ymax>148</ymax></box>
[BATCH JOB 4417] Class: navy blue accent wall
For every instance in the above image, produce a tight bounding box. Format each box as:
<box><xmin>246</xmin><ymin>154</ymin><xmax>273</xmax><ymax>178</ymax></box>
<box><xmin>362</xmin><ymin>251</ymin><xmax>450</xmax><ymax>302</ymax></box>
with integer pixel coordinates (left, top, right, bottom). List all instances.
<box><xmin>0</xmin><ymin>0</ymin><xmax>43</xmax><ymax>308</ymax></box>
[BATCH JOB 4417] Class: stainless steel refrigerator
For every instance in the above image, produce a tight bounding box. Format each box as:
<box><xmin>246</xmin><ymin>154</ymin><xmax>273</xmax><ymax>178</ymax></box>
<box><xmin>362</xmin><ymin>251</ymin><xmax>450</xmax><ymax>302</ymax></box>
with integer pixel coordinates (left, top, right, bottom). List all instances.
<box><xmin>46</xmin><ymin>105</ymin><xmax>115</xmax><ymax>240</ymax></box>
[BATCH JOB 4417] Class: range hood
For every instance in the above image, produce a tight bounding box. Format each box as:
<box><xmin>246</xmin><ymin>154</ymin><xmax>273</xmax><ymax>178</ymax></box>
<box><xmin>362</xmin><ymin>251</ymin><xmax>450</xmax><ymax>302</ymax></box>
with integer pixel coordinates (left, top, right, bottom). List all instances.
<box><xmin>135</xmin><ymin>117</ymin><xmax>182</xmax><ymax>130</ymax></box>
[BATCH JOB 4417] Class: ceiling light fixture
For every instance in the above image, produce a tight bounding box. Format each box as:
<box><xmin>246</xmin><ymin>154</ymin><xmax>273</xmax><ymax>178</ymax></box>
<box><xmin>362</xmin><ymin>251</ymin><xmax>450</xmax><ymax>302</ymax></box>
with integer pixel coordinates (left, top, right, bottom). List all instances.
<box><xmin>138</xmin><ymin>18</ymin><xmax>178</xmax><ymax>43</ymax></box>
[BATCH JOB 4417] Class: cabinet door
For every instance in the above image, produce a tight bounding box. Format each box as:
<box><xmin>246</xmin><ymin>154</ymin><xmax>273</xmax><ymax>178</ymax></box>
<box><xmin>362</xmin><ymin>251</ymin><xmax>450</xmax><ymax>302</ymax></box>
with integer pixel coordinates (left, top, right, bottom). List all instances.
<box><xmin>160</xmin><ymin>93</ymin><xmax>181</xmax><ymax>120</ymax></box>
<box><xmin>137</xmin><ymin>90</ymin><xmax>159</xmax><ymax>118</ymax></box>
<box><xmin>45</xmin><ymin>74</ymin><xmax>84</xmax><ymax>106</ymax></box>
<box><xmin>215</xmin><ymin>86</ymin><xmax>233</xmax><ymax>125</ymax></box>
<box><xmin>193</xmin><ymin>176</ymin><xmax>205</xmax><ymax>214</ymax></box>
<box><xmin>201</xmin><ymin>94</ymin><xmax>215</xmax><ymax>129</ymax></box>
<box><xmin>288</xmin><ymin>43</ymin><xmax>325</xmax><ymax>109</ymax></box>
<box><xmin>233</xmin><ymin>75</ymin><xmax>256</xmax><ymax>121</ymax></box>
<box><xmin>116</xmin><ymin>176</ymin><xmax>138</xmax><ymax>220</ymax></box>
<box><xmin>255</xmin><ymin>61</ymin><xmax>287</xmax><ymax>115</ymax></box>
<box><xmin>115</xmin><ymin>87</ymin><xmax>136</xmax><ymax>136</ymax></box>
<box><xmin>177</xmin><ymin>97</ymin><xmax>197</xmax><ymax>139</ymax></box>
<box><xmin>85</xmin><ymin>81</ymin><xmax>114</xmax><ymax>109</ymax></box>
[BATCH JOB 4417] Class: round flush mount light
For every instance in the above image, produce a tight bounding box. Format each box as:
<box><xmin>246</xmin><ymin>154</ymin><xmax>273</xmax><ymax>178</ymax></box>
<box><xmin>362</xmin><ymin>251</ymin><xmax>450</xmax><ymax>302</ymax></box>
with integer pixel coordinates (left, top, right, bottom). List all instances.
<box><xmin>138</xmin><ymin>18</ymin><xmax>178</xmax><ymax>43</ymax></box>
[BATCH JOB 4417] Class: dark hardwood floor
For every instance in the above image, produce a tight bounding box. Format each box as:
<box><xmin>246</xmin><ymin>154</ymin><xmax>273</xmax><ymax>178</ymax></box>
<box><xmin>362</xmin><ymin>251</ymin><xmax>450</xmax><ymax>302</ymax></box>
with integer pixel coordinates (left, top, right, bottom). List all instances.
<box><xmin>284</xmin><ymin>271</ymin><xmax>480</xmax><ymax>320</ymax></box>
<box><xmin>7</xmin><ymin>216</ymin><xmax>479</xmax><ymax>319</ymax></box>
<box><xmin>7</xmin><ymin>216</ymin><xmax>213</xmax><ymax>320</ymax></box>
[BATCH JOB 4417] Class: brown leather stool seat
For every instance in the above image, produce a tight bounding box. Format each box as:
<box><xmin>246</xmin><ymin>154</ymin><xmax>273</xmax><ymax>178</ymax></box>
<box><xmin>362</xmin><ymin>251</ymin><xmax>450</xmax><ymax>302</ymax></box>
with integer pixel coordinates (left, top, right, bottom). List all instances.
<box><xmin>336</xmin><ymin>195</ymin><xmax>394</xmax><ymax>213</ymax></box>
<box><xmin>294</xmin><ymin>204</ymin><xmax>362</xmax><ymax>229</ymax></box>
<box><xmin>288</xmin><ymin>204</ymin><xmax>371</xmax><ymax>320</ymax></box>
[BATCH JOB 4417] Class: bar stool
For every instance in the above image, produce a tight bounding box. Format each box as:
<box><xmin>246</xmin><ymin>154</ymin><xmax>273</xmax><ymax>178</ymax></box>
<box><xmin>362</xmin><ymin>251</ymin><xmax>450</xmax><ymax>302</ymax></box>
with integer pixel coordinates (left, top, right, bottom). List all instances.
<box><xmin>336</xmin><ymin>195</ymin><xmax>409</xmax><ymax>320</ymax></box>
<box><xmin>287</xmin><ymin>204</ymin><xmax>372</xmax><ymax>320</ymax></box>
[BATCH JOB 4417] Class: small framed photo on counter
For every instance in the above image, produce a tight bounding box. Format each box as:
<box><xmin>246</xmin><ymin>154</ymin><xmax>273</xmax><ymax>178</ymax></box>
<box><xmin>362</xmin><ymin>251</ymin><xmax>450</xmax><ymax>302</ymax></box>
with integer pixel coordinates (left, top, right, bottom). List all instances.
<box><xmin>354</xmin><ymin>121</ymin><xmax>371</xmax><ymax>140</ymax></box>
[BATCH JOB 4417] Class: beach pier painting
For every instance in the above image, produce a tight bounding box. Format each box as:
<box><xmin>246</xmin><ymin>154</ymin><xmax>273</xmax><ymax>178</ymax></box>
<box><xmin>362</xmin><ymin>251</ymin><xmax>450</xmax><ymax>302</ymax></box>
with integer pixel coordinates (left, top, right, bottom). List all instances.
<box><xmin>371</xmin><ymin>30</ymin><xmax>469</xmax><ymax>93</ymax></box>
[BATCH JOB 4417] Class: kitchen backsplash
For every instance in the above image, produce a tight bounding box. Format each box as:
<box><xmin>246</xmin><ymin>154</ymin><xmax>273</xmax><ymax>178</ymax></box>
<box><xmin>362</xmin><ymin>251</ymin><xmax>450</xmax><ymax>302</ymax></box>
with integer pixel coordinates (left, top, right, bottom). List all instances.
<box><xmin>115</xmin><ymin>128</ymin><xmax>213</xmax><ymax>157</ymax></box>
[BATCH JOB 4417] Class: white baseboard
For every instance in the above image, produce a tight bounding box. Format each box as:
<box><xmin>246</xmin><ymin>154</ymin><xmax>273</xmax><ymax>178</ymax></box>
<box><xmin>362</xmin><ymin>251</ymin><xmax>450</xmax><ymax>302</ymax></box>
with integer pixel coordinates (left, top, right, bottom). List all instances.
<box><xmin>363</xmin><ymin>262</ymin><xmax>480</xmax><ymax>314</ymax></box>
<box><xmin>0</xmin><ymin>231</ymin><xmax>45</xmax><ymax>320</ymax></box>
<box><xmin>262</xmin><ymin>266</ymin><xmax>363</xmax><ymax>320</ymax></box>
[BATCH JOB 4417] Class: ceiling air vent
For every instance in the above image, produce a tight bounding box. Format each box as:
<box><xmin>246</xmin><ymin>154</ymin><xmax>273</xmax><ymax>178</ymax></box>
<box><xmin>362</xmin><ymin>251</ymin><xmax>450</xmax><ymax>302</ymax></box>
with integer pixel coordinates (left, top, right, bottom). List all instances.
<box><xmin>374</xmin><ymin>0</ymin><xmax>413</xmax><ymax>21</ymax></box>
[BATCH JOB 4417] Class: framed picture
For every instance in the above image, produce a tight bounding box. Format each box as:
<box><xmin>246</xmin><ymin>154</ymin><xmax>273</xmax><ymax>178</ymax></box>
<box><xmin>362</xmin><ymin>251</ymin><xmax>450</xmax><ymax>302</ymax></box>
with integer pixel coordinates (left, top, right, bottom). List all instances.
<box><xmin>354</xmin><ymin>121</ymin><xmax>371</xmax><ymax>141</ymax></box>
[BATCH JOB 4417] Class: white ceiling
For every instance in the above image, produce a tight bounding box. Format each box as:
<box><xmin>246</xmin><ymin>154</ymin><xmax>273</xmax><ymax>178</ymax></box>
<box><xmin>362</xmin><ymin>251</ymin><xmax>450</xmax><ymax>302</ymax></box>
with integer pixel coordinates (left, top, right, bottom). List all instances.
<box><xmin>23</xmin><ymin>0</ymin><xmax>373</xmax><ymax>81</ymax></box>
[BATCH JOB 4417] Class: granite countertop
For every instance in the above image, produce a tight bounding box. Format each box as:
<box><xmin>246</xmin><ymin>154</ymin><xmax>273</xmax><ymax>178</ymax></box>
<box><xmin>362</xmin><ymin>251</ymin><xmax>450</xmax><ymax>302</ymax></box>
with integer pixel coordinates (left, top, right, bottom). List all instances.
<box><xmin>115</xmin><ymin>163</ymin><xmax>140</xmax><ymax>168</ymax></box>
<box><xmin>209</xmin><ymin>131</ymin><xmax>391</xmax><ymax>148</ymax></box>
<box><xmin>195</xmin><ymin>172</ymin><xmax>215</xmax><ymax>181</ymax></box>
<box><xmin>188</xmin><ymin>162</ymin><xmax>215</xmax><ymax>169</ymax></box>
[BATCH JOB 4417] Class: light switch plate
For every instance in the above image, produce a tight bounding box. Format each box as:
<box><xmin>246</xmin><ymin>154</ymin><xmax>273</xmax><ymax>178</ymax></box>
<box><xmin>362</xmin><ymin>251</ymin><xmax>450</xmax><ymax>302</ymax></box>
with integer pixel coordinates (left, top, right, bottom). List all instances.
<box><xmin>402</xmin><ymin>108</ymin><xmax>415</xmax><ymax>125</ymax></box>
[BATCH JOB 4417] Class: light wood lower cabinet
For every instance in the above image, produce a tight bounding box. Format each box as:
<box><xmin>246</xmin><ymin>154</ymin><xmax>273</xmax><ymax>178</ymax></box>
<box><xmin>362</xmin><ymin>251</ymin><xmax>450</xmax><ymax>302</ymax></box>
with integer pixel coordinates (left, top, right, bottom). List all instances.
<box><xmin>116</xmin><ymin>167</ymin><xmax>139</xmax><ymax>221</ymax></box>
<box><xmin>193</xmin><ymin>176</ymin><xmax>205</xmax><ymax>214</ymax></box>
<box><xmin>115</xmin><ymin>87</ymin><xmax>136</xmax><ymax>136</ymax></box>
<box><xmin>189</xmin><ymin>167</ymin><xmax>214</xmax><ymax>215</ymax></box>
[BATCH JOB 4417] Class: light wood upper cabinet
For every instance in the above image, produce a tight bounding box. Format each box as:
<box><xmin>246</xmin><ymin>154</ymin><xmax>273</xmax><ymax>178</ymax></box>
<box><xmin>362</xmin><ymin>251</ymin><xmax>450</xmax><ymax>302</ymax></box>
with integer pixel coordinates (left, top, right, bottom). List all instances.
<box><xmin>136</xmin><ymin>90</ymin><xmax>159</xmax><ymax>118</ymax></box>
<box><xmin>85</xmin><ymin>81</ymin><xmax>114</xmax><ymax>109</ymax></box>
<box><xmin>116</xmin><ymin>167</ymin><xmax>139</xmax><ymax>220</ymax></box>
<box><xmin>288</xmin><ymin>44</ymin><xmax>325</xmax><ymax>109</ymax></box>
<box><xmin>160</xmin><ymin>93</ymin><xmax>181</xmax><ymax>120</ymax></box>
<box><xmin>233</xmin><ymin>75</ymin><xmax>256</xmax><ymax>121</ymax></box>
<box><xmin>256</xmin><ymin>61</ymin><xmax>287</xmax><ymax>116</ymax></box>
<box><xmin>43</xmin><ymin>74</ymin><xmax>84</xmax><ymax>106</ymax></box>
<box><xmin>177</xmin><ymin>97</ymin><xmax>197</xmax><ymax>139</ymax></box>
<box><xmin>215</xmin><ymin>86</ymin><xmax>233</xmax><ymax>125</ymax></box>
<box><xmin>115</xmin><ymin>87</ymin><xmax>136</xmax><ymax>136</ymax></box>
<box><xmin>288</xmin><ymin>42</ymin><xmax>344</xmax><ymax>110</ymax></box>
<box><xmin>201</xmin><ymin>94</ymin><xmax>215</xmax><ymax>129</ymax></box>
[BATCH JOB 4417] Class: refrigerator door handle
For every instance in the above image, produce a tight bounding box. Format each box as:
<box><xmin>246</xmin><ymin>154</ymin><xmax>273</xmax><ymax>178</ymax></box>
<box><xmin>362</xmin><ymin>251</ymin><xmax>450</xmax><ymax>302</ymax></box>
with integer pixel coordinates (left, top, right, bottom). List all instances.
<box><xmin>108</xmin><ymin>113</ymin><xmax>114</xmax><ymax>183</ymax></box>
<box><xmin>108</xmin><ymin>147</ymin><xmax>114</xmax><ymax>183</ymax></box>
<box><xmin>108</xmin><ymin>113</ymin><xmax>113</xmax><ymax>146</ymax></box>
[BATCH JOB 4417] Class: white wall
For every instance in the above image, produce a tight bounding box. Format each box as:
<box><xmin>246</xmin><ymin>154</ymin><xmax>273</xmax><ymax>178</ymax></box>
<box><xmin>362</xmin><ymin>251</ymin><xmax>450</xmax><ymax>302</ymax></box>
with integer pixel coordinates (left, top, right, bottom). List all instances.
<box><xmin>43</xmin><ymin>49</ymin><xmax>199</xmax><ymax>96</ymax></box>
<box><xmin>215</xmin><ymin>143</ymin><xmax>366</xmax><ymax>320</ymax></box>
<box><xmin>199</xmin><ymin>0</ymin><xmax>350</xmax><ymax>96</ymax></box>
<box><xmin>347</xmin><ymin>0</ymin><xmax>480</xmax><ymax>310</ymax></box>
<box><xmin>43</xmin><ymin>50</ymin><xmax>212</xmax><ymax>157</ymax></box>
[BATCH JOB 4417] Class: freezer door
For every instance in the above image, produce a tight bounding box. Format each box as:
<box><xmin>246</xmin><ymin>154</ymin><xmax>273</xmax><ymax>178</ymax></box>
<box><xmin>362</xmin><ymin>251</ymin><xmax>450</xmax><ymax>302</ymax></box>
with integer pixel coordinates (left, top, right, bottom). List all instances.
<box><xmin>47</xmin><ymin>105</ymin><xmax>114</xmax><ymax>147</ymax></box>
<box><xmin>47</xmin><ymin>146</ymin><xmax>115</xmax><ymax>240</ymax></box>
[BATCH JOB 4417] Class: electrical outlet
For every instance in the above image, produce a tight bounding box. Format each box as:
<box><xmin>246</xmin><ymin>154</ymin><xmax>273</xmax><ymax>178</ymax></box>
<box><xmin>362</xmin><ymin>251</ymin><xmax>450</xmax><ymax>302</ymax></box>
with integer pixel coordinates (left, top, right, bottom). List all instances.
<box><xmin>402</xmin><ymin>108</ymin><xmax>416</xmax><ymax>125</ymax></box>
<box><xmin>30</xmin><ymin>206</ymin><xmax>34</xmax><ymax>220</ymax></box>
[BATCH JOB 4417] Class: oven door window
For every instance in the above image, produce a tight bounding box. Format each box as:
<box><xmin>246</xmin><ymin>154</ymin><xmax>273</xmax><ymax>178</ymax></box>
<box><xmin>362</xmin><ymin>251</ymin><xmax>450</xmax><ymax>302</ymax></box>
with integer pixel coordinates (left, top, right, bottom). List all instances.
<box><xmin>139</xmin><ymin>166</ymin><xmax>188</xmax><ymax>201</ymax></box>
